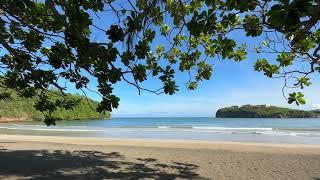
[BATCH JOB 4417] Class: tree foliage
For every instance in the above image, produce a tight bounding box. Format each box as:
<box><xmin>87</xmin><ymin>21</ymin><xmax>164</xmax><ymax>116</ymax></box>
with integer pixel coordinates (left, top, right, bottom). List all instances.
<box><xmin>0</xmin><ymin>0</ymin><xmax>319</xmax><ymax>125</ymax></box>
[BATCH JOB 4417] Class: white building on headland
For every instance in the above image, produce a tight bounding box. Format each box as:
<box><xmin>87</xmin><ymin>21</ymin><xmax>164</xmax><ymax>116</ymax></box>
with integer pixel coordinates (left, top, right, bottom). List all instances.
<box><xmin>241</xmin><ymin>104</ymin><xmax>270</xmax><ymax>108</ymax></box>
<box><xmin>229</xmin><ymin>104</ymin><xmax>270</xmax><ymax>108</ymax></box>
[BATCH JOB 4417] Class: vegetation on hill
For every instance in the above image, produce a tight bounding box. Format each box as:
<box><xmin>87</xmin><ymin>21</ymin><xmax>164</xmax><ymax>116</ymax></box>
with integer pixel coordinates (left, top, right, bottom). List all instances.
<box><xmin>216</xmin><ymin>105</ymin><xmax>319</xmax><ymax>118</ymax></box>
<box><xmin>0</xmin><ymin>85</ymin><xmax>110</xmax><ymax>122</ymax></box>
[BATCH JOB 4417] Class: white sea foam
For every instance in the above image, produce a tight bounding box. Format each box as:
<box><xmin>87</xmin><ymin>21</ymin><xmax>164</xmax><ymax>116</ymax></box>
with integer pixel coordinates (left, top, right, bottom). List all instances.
<box><xmin>157</xmin><ymin>126</ymin><xmax>170</xmax><ymax>129</ymax></box>
<box><xmin>192</xmin><ymin>127</ymin><xmax>273</xmax><ymax>131</ymax></box>
<box><xmin>12</xmin><ymin>124</ymin><xmax>89</xmax><ymax>129</ymax></box>
<box><xmin>1</xmin><ymin>125</ymin><xmax>320</xmax><ymax>137</ymax></box>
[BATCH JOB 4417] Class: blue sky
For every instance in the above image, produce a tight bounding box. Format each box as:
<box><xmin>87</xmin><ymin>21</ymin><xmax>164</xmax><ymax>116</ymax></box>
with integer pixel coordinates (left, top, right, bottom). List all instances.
<box><xmin>60</xmin><ymin>7</ymin><xmax>320</xmax><ymax>118</ymax></box>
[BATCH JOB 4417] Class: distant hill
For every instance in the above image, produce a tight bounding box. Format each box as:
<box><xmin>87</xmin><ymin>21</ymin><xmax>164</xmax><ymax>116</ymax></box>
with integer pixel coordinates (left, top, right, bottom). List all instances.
<box><xmin>0</xmin><ymin>83</ymin><xmax>110</xmax><ymax>122</ymax></box>
<box><xmin>216</xmin><ymin>105</ymin><xmax>320</xmax><ymax>118</ymax></box>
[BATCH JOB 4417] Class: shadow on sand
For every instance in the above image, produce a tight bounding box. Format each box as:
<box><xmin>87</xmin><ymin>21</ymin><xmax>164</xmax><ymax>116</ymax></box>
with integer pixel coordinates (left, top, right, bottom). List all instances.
<box><xmin>0</xmin><ymin>149</ymin><xmax>204</xmax><ymax>179</ymax></box>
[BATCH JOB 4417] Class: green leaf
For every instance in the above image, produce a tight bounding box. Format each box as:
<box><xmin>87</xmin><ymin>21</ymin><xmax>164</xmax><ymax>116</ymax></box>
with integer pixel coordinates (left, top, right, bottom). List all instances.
<box><xmin>187</xmin><ymin>81</ymin><xmax>198</xmax><ymax>90</ymax></box>
<box><xmin>243</xmin><ymin>15</ymin><xmax>263</xmax><ymax>37</ymax></box>
<box><xmin>288</xmin><ymin>92</ymin><xmax>306</xmax><ymax>106</ymax></box>
<box><xmin>160</xmin><ymin>24</ymin><xmax>170</xmax><ymax>36</ymax></box>
<box><xmin>234</xmin><ymin>44</ymin><xmax>247</xmax><ymax>61</ymax></box>
<box><xmin>276</xmin><ymin>53</ymin><xmax>294</xmax><ymax>67</ymax></box>
<box><xmin>132</xmin><ymin>64</ymin><xmax>147</xmax><ymax>82</ymax></box>
<box><xmin>295</xmin><ymin>77</ymin><xmax>311</xmax><ymax>89</ymax></box>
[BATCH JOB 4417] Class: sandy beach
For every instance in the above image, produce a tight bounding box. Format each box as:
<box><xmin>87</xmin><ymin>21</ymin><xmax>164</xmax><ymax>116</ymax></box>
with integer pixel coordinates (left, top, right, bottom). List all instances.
<box><xmin>0</xmin><ymin>117</ymin><xmax>31</xmax><ymax>123</ymax></box>
<box><xmin>0</xmin><ymin>135</ymin><xmax>319</xmax><ymax>179</ymax></box>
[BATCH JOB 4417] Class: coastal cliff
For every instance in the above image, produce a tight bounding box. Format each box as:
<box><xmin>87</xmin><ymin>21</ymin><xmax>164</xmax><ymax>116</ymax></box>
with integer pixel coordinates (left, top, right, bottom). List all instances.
<box><xmin>216</xmin><ymin>105</ymin><xmax>320</xmax><ymax>118</ymax></box>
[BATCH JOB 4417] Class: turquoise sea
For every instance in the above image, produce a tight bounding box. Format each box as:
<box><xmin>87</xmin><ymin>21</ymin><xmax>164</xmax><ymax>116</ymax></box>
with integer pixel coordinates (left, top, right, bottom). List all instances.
<box><xmin>1</xmin><ymin>117</ymin><xmax>320</xmax><ymax>144</ymax></box>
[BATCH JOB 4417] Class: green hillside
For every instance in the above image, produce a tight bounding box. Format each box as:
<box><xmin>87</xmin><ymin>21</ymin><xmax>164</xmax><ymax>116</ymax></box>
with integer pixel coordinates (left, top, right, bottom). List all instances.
<box><xmin>216</xmin><ymin>105</ymin><xmax>319</xmax><ymax>118</ymax></box>
<box><xmin>0</xmin><ymin>86</ymin><xmax>110</xmax><ymax>121</ymax></box>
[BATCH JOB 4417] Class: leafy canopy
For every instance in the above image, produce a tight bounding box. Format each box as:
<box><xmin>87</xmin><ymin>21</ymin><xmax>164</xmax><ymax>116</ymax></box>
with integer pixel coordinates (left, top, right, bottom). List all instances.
<box><xmin>0</xmin><ymin>0</ymin><xmax>320</xmax><ymax>125</ymax></box>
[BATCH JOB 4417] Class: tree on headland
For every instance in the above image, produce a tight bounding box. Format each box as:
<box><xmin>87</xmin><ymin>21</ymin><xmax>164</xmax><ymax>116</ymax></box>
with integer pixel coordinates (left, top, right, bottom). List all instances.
<box><xmin>0</xmin><ymin>0</ymin><xmax>319</xmax><ymax>125</ymax></box>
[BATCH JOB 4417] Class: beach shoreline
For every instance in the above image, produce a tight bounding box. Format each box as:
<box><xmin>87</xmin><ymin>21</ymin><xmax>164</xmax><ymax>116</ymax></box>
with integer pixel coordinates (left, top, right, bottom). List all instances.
<box><xmin>1</xmin><ymin>134</ymin><xmax>320</xmax><ymax>153</ymax></box>
<box><xmin>1</xmin><ymin>134</ymin><xmax>320</xmax><ymax>179</ymax></box>
<box><xmin>0</xmin><ymin>117</ymin><xmax>32</xmax><ymax>123</ymax></box>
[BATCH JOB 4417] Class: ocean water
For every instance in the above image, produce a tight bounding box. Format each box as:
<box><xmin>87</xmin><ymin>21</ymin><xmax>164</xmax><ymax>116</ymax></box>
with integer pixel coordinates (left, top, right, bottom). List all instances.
<box><xmin>1</xmin><ymin>117</ymin><xmax>320</xmax><ymax>144</ymax></box>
